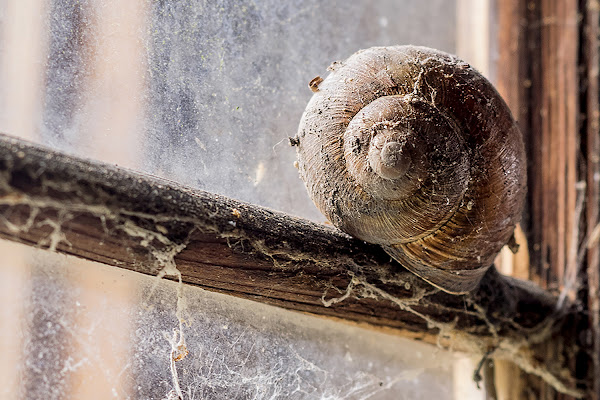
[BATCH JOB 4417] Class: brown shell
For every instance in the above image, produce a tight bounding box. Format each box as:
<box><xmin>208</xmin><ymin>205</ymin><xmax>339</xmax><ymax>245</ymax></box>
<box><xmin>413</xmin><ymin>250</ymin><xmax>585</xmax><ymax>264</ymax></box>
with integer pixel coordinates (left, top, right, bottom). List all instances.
<box><xmin>295</xmin><ymin>46</ymin><xmax>526</xmax><ymax>294</ymax></box>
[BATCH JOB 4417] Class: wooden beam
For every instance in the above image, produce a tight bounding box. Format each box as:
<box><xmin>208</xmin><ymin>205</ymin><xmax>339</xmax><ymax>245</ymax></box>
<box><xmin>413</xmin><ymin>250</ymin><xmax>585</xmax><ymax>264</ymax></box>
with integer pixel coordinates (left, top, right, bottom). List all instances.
<box><xmin>524</xmin><ymin>0</ymin><xmax>580</xmax><ymax>291</ymax></box>
<box><xmin>0</xmin><ymin>132</ymin><xmax>583</xmax><ymax>396</ymax></box>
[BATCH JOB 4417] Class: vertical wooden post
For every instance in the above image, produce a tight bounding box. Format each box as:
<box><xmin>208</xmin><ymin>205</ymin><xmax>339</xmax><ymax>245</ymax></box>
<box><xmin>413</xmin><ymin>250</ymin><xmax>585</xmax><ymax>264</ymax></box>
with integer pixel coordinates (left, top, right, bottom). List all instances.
<box><xmin>526</xmin><ymin>0</ymin><xmax>580</xmax><ymax>291</ymax></box>
<box><xmin>584</xmin><ymin>2</ymin><xmax>600</xmax><ymax>399</ymax></box>
<box><xmin>495</xmin><ymin>0</ymin><xmax>597</xmax><ymax>398</ymax></box>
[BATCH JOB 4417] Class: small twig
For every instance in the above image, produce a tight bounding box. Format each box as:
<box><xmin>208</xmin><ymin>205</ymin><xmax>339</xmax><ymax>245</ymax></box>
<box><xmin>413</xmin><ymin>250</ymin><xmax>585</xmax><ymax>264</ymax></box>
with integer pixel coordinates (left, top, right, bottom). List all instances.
<box><xmin>473</xmin><ymin>349</ymin><xmax>494</xmax><ymax>389</ymax></box>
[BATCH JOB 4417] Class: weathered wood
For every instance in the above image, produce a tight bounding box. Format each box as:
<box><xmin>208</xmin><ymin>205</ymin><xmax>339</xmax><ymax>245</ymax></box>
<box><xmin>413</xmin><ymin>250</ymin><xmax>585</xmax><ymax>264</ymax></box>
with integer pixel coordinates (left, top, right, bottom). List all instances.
<box><xmin>527</xmin><ymin>2</ymin><xmax>587</xmax><ymax>399</ymax></box>
<box><xmin>496</xmin><ymin>1</ymin><xmax>596</xmax><ymax>398</ymax></box>
<box><xmin>524</xmin><ymin>0</ymin><xmax>580</xmax><ymax>290</ymax></box>
<box><xmin>584</xmin><ymin>1</ymin><xmax>600</xmax><ymax>399</ymax></box>
<box><xmin>494</xmin><ymin>3</ymin><xmax>536</xmax><ymax>398</ymax></box>
<box><xmin>0</xmin><ymin>132</ymin><xmax>583</xmax><ymax>395</ymax></box>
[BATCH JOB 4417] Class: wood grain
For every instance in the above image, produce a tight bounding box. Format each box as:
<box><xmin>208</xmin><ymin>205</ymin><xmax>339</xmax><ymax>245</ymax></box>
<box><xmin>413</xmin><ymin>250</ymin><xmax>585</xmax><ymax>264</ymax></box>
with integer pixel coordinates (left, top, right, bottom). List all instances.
<box><xmin>584</xmin><ymin>2</ymin><xmax>600</xmax><ymax>399</ymax></box>
<box><xmin>496</xmin><ymin>0</ymin><xmax>596</xmax><ymax>398</ymax></box>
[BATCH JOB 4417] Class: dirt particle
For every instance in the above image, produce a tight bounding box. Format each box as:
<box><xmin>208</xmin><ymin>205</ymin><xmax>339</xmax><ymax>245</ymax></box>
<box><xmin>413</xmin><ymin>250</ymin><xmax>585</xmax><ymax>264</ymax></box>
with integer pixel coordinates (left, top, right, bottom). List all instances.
<box><xmin>327</xmin><ymin>61</ymin><xmax>342</xmax><ymax>71</ymax></box>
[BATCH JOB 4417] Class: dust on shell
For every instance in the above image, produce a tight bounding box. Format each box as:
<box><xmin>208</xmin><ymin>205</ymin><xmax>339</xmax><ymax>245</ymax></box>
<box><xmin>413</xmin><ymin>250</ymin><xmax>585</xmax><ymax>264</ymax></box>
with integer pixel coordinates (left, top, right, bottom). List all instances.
<box><xmin>294</xmin><ymin>45</ymin><xmax>526</xmax><ymax>294</ymax></box>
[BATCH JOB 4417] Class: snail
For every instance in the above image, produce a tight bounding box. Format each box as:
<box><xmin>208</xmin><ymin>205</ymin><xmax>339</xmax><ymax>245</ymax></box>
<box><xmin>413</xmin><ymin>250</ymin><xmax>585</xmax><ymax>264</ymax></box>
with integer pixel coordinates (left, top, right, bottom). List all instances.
<box><xmin>293</xmin><ymin>46</ymin><xmax>526</xmax><ymax>294</ymax></box>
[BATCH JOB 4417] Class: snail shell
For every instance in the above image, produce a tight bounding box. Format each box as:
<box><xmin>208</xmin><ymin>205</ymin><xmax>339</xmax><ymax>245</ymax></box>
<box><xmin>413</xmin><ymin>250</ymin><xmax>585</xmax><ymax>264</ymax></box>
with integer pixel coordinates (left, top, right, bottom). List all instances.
<box><xmin>294</xmin><ymin>46</ymin><xmax>526</xmax><ymax>294</ymax></box>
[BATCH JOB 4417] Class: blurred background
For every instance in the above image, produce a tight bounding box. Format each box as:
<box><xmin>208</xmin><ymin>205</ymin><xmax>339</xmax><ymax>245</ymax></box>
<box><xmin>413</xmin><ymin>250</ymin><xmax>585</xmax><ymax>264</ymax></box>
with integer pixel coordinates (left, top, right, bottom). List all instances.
<box><xmin>0</xmin><ymin>0</ymin><xmax>496</xmax><ymax>398</ymax></box>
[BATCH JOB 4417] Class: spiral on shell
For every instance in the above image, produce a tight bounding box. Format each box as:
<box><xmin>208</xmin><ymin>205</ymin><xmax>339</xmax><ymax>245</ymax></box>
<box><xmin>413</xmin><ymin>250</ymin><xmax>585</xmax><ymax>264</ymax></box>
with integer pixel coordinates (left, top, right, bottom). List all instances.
<box><xmin>294</xmin><ymin>46</ymin><xmax>526</xmax><ymax>294</ymax></box>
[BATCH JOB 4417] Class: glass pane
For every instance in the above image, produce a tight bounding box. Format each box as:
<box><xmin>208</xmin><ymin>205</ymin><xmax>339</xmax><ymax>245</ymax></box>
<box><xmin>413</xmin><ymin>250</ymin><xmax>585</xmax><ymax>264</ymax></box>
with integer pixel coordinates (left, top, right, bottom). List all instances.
<box><xmin>0</xmin><ymin>0</ymin><xmax>457</xmax><ymax>219</ymax></box>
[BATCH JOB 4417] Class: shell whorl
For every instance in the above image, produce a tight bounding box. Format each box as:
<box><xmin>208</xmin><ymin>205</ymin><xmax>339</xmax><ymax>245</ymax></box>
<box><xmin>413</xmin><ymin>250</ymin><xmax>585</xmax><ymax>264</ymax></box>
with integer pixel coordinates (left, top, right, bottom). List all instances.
<box><xmin>295</xmin><ymin>46</ymin><xmax>526</xmax><ymax>294</ymax></box>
